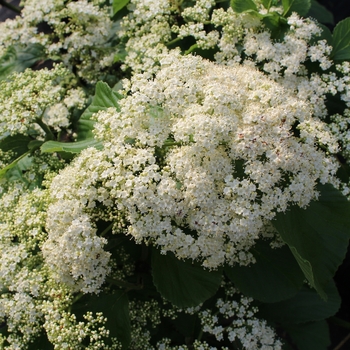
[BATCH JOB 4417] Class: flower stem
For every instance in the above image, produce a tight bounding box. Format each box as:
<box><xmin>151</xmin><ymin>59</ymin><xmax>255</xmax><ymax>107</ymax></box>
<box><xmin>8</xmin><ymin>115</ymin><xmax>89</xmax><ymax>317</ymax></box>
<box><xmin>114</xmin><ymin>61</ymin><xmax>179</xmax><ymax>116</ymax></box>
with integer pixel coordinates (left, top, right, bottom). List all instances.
<box><xmin>35</xmin><ymin>117</ymin><xmax>55</xmax><ymax>140</ymax></box>
<box><xmin>0</xmin><ymin>0</ymin><xmax>21</xmax><ymax>13</ymax></box>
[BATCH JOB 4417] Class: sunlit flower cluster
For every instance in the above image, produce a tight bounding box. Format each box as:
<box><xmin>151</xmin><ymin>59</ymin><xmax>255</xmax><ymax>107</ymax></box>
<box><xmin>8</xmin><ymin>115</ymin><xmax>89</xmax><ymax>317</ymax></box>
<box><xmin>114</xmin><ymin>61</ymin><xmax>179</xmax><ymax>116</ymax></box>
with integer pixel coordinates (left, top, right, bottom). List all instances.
<box><xmin>0</xmin><ymin>65</ymin><xmax>85</xmax><ymax>139</ymax></box>
<box><xmin>45</xmin><ymin>52</ymin><xmax>338</xmax><ymax>273</ymax></box>
<box><xmin>0</xmin><ymin>0</ymin><xmax>116</xmax><ymax>83</ymax></box>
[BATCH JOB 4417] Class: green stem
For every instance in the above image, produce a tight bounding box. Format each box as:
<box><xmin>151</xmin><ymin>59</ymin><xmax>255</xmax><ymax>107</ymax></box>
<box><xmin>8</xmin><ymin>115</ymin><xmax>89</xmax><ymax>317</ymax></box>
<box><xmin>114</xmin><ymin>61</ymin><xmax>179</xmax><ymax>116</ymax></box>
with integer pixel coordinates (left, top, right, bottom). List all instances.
<box><xmin>35</xmin><ymin>117</ymin><xmax>55</xmax><ymax>140</ymax></box>
<box><xmin>100</xmin><ymin>223</ymin><xmax>113</xmax><ymax>237</ymax></box>
<box><xmin>72</xmin><ymin>292</ymin><xmax>84</xmax><ymax>305</ymax></box>
<box><xmin>184</xmin><ymin>44</ymin><xmax>198</xmax><ymax>55</ymax></box>
<box><xmin>0</xmin><ymin>0</ymin><xmax>21</xmax><ymax>13</ymax></box>
<box><xmin>330</xmin><ymin>316</ymin><xmax>350</xmax><ymax>329</ymax></box>
<box><xmin>166</xmin><ymin>37</ymin><xmax>182</xmax><ymax>47</ymax></box>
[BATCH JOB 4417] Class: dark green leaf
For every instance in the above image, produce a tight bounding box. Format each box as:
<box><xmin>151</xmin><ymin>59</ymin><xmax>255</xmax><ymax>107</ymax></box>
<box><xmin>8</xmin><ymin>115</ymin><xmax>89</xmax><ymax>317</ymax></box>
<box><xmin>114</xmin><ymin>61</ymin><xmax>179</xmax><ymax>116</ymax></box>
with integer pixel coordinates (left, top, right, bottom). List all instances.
<box><xmin>28</xmin><ymin>332</ymin><xmax>54</xmax><ymax>350</ymax></box>
<box><xmin>28</xmin><ymin>140</ymin><xmax>44</xmax><ymax>151</ymax></box>
<box><xmin>313</xmin><ymin>23</ymin><xmax>333</xmax><ymax>46</ymax></box>
<box><xmin>151</xmin><ymin>248</ymin><xmax>222</xmax><ymax>308</ymax></box>
<box><xmin>261</xmin><ymin>0</ymin><xmax>273</xmax><ymax>10</ymax></box>
<box><xmin>77</xmin><ymin>81</ymin><xmax>123</xmax><ymax>140</ymax></box>
<box><xmin>262</xmin><ymin>12</ymin><xmax>289</xmax><ymax>39</ymax></box>
<box><xmin>41</xmin><ymin>139</ymin><xmax>103</xmax><ymax>154</ymax></box>
<box><xmin>225</xmin><ymin>240</ymin><xmax>304</xmax><ymax>303</ymax></box>
<box><xmin>113</xmin><ymin>0</ymin><xmax>129</xmax><ymax>15</ymax></box>
<box><xmin>282</xmin><ymin>0</ymin><xmax>311</xmax><ymax>17</ymax></box>
<box><xmin>0</xmin><ymin>134</ymin><xmax>32</xmax><ymax>155</ymax></box>
<box><xmin>0</xmin><ymin>44</ymin><xmax>45</xmax><ymax>81</ymax></box>
<box><xmin>72</xmin><ymin>291</ymin><xmax>130</xmax><ymax>349</ymax></box>
<box><xmin>331</xmin><ymin>18</ymin><xmax>350</xmax><ymax>61</ymax></box>
<box><xmin>284</xmin><ymin>320</ymin><xmax>331</xmax><ymax>350</ymax></box>
<box><xmin>258</xmin><ymin>280</ymin><xmax>340</xmax><ymax>324</ymax></box>
<box><xmin>230</xmin><ymin>0</ymin><xmax>257</xmax><ymax>13</ymax></box>
<box><xmin>273</xmin><ymin>184</ymin><xmax>350</xmax><ymax>300</ymax></box>
<box><xmin>307</xmin><ymin>0</ymin><xmax>334</xmax><ymax>25</ymax></box>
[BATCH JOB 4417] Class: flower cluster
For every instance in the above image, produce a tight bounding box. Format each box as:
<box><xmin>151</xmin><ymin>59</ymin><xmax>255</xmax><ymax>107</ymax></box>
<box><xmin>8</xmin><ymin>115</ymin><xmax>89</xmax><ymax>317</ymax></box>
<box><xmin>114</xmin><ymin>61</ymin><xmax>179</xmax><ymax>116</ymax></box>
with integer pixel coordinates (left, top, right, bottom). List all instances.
<box><xmin>45</xmin><ymin>52</ymin><xmax>338</xmax><ymax>273</ymax></box>
<box><xmin>0</xmin><ymin>0</ymin><xmax>116</xmax><ymax>83</ymax></box>
<box><xmin>0</xmin><ymin>65</ymin><xmax>85</xmax><ymax>139</ymax></box>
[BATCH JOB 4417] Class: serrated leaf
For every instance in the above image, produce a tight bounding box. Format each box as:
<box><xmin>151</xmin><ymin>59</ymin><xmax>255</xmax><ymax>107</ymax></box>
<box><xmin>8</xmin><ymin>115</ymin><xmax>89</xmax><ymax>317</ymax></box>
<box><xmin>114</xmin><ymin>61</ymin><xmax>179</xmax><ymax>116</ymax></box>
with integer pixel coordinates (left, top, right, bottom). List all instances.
<box><xmin>284</xmin><ymin>320</ymin><xmax>331</xmax><ymax>350</ymax></box>
<box><xmin>151</xmin><ymin>248</ymin><xmax>222</xmax><ymax>308</ymax></box>
<box><xmin>113</xmin><ymin>0</ymin><xmax>129</xmax><ymax>15</ymax></box>
<box><xmin>230</xmin><ymin>0</ymin><xmax>257</xmax><ymax>13</ymax></box>
<box><xmin>307</xmin><ymin>0</ymin><xmax>334</xmax><ymax>25</ymax></box>
<box><xmin>331</xmin><ymin>18</ymin><xmax>350</xmax><ymax>61</ymax></box>
<box><xmin>0</xmin><ymin>44</ymin><xmax>45</xmax><ymax>81</ymax></box>
<box><xmin>282</xmin><ymin>0</ymin><xmax>311</xmax><ymax>17</ymax></box>
<box><xmin>41</xmin><ymin>139</ymin><xmax>103</xmax><ymax>154</ymax></box>
<box><xmin>258</xmin><ymin>280</ymin><xmax>340</xmax><ymax>324</ymax></box>
<box><xmin>225</xmin><ymin>240</ymin><xmax>304</xmax><ymax>303</ymax></box>
<box><xmin>273</xmin><ymin>184</ymin><xmax>350</xmax><ymax>300</ymax></box>
<box><xmin>77</xmin><ymin>81</ymin><xmax>123</xmax><ymax>141</ymax></box>
<box><xmin>72</xmin><ymin>291</ymin><xmax>130</xmax><ymax>349</ymax></box>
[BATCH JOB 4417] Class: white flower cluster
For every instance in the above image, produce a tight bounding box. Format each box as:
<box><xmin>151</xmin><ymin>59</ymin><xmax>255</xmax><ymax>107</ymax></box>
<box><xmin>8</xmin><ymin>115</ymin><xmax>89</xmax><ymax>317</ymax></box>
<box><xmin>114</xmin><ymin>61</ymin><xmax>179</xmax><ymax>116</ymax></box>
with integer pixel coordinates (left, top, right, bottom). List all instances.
<box><xmin>0</xmin><ymin>65</ymin><xmax>85</xmax><ymax>138</ymax></box>
<box><xmin>118</xmin><ymin>0</ymin><xmax>173</xmax><ymax>75</ymax></box>
<box><xmin>0</xmin><ymin>0</ymin><xmax>115</xmax><ymax>83</ymax></box>
<box><xmin>45</xmin><ymin>52</ymin><xmax>338</xmax><ymax>272</ymax></box>
<box><xmin>126</xmin><ymin>282</ymin><xmax>282</xmax><ymax>349</ymax></box>
<box><xmin>42</xmin><ymin>308</ymin><xmax>122</xmax><ymax>350</ymax></box>
<box><xmin>199</xmin><ymin>294</ymin><xmax>282</xmax><ymax>349</ymax></box>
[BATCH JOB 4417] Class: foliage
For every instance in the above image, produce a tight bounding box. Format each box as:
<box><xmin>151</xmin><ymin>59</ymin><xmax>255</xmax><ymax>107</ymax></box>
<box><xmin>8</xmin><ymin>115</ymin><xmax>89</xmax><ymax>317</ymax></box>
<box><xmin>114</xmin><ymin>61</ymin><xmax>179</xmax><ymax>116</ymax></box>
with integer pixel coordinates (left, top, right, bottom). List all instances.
<box><xmin>0</xmin><ymin>0</ymin><xmax>350</xmax><ymax>349</ymax></box>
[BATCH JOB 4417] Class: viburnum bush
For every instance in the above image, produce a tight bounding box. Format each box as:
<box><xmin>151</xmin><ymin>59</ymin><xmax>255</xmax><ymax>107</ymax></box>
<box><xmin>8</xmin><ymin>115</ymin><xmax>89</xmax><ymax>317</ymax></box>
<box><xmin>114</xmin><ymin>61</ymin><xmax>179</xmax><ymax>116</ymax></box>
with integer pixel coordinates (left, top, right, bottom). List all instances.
<box><xmin>0</xmin><ymin>0</ymin><xmax>350</xmax><ymax>349</ymax></box>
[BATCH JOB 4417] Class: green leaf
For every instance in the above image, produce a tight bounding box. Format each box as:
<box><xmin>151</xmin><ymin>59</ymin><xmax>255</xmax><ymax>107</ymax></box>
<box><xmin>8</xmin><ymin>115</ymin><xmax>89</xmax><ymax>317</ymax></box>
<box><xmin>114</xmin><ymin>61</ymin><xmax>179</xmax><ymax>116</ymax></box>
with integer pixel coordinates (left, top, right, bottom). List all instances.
<box><xmin>225</xmin><ymin>240</ymin><xmax>304</xmax><ymax>303</ymax></box>
<box><xmin>331</xmin><ymin>18</ymin><xmax>350</xmax><ymax>61</ymax></box>
<box><xmin>41</xmin><ymin>139</ymin><xmax>103</xmax><ymax>154</ymax></box>
<box><xmin>77</xmin><ymin>81</ymin><xmax>123</xmax><ymax>140</ymax></box>
<box><xmin>151</xmin><ymin>248</ymin><xmax>222</xmax><ymax>308</ymax></box>
<box><xmin>0</xmin><ymin>44</ymin><xmax>45</xmax><ymax>81</ymax></box>
<box><xmin>261</xmin><ymin>0</ymin><xmax>273</xmax><ymax>10</ymax></box>
<box><xmin>307</xmin><ymin>0</ymin><xmax>334</xmax><ymax>25</ymax></box>
<box><xmin>312</xmin><ymin>23</ymin><xmax>333</xmax><ymax>46</ymax></box>
<box><xmin>28</xmin><ymin>332</ymin><xmax>54</xmax><ymax>350</ymax></box>
<box><xmin>261</xmin><ymin>12</ymin><xmax>289</xmax><ymax>39</ymax></box>
<box><xmin>284</xmin><ymin>320</ymin><xmax>331</xmax><ymax>350</ymax></box>
<box><xmin>0</xmin><ymin>134</ymin><xmax>32</xmax><ymax>155</ymax></box>
<box><xmin>0</xmin><ymin>151</ymin><xmax>31</xmax><ymax>178</ymax></box>
<box><xmin>230</xmin><ymin>0</ymin><xmax>257</xmax><ymax>13</ymax></box>
<box><xmin>72</xmin><ymin>291</ymin><xmax>130</xmax><ymax>349</ymax></box>
<box><xmin>273</xmin><ymin>184</ymin><xmax>350</xmax><ymax>300</ymax></box>
<box><xmin>258</xmin><ymin>280</ymin><xmax>341</xmax><ymax>324</ymax></box>
<box><xmin>282</xmin><ymin>0</ymin><xmax>311</xmax><ymax>17</ymax></box>
<box><xmin>113</xmin><ymin>0</ymin><xmax>129</xmax><ymax>15</ymax></box>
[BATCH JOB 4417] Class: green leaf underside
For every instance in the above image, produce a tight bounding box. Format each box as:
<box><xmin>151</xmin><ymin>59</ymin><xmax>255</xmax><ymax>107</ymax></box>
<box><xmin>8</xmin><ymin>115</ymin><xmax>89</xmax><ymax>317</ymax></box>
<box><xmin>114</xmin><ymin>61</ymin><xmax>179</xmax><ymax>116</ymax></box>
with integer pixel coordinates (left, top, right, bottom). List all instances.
<box><xmin>77</xmin><ymin>81</ymin><xmax>123</xmax><ymax>140</ymax></box>
<box><xmin>0</xmin><ymin>44</ymin><xmax>45</xmax><ymax>81</ymax></box>
<box><xmin>284</xmin><ymin>320</ymin><xmax>331</xmax><ymax>350</ymax></box>
<box><xmin>282</xmin><ymin>0</ymin><xmax>311</xmax><ymax>17</ymax></box>
<box><xmin>273</xmin><ymin>184</ymin><xmax>350</xmax><ymax>300</ymax></box>
<box><xmin>113</xmin><ymin>0</ymin><xmax>129</xmax><ymax>15</ymax></box>
<box><xmin>225</xmin><ymin>240</ymin><xmax>304</xmax><ymax>303</ymax></box>
<box><xmin>72</xmin><ymin>291</ymin><xmax>130</xmax><ymax>349</ymax></box>
<box><xmin>258</xmin><ymin>280</ymin><xmax>341</xmax><ymax>324</ymax></box>
<box><xmin>151</xmin><ymin>248</ymin><xmax>222</xmax><ymax>308</ymax></box>
<box><xmin>331</xmin><ymin>18</ymin><xmax>350</xmax><ymax>60</ymax></box>
<box><xmin>41</xmin><ymin>139</ymin><xmax>103</xmax><ymax>154</ymax></box>
<box><xmin>230</xmin><ymin>0</ymin><xmax>257</xmax><ymax>13</ymax></box>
